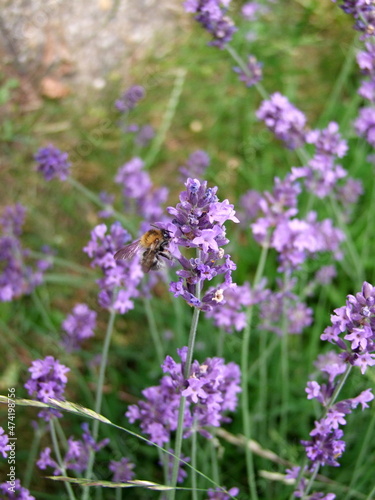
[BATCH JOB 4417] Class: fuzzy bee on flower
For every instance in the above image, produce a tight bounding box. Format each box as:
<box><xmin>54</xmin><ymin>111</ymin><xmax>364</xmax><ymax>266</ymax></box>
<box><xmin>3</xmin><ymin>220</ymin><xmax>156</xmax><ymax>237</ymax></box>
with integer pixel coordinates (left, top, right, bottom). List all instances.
<box><xmin>114</xmin><ymin>226</ymin><xmax>172</xmax><ymax>273</ymax></box>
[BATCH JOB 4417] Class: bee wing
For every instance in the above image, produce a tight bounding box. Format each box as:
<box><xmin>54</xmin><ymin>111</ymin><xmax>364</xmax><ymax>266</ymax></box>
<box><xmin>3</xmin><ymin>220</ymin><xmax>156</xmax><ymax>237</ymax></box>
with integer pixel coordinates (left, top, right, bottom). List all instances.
<box><xmin>114</xmin><ymin>239</ymin><xmax>142</xmax><ymax>261</ymax></box>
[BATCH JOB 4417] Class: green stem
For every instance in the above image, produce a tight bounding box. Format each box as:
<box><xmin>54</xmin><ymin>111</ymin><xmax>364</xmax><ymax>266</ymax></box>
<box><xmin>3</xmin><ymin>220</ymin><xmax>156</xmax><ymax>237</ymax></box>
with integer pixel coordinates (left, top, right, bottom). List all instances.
<box><xmin>143</xmin><ymin>297</ymin><xmax>164</xmax><ymax>365</ymax></box>
<box><xmin>144</xmin><ymin>68</ymin><xmax>187</xmax><ymax>169</ymax></box>
<box><xmin>49</xmin><ymin>419</ymin><xmax>77</xmax><ymax>500</ymax></box>
<box><xmin>301</xmin><ymin>464</ymin><xmax>320</xmax><ymax>500</ymax></box>
<box><xmin>82</xmin><ymin>306</ymin><xmax>116</xmax><ymax>500</ymax></box>
<box><xmin>169</xmin><ymin>266</ymin><xmax>202</xmax><ymax>500</ymax></box>
<box><xmin>280</xmin><ymin>272</ymin><xmax>290</xmax><ymax>444</ymax></box>
<box><xmin>191</xmin><ymin>421</ymin><xmax>198</xmax><ymax>500</ymax></box>
<box><xmin>67</xmin><ymin>177</ymin><xmax>136</xmax><ymax>234</ymax></box>
<box><xmin>241</xmin><ymin>241</ymin><xmax>270</xmax><ymax>499</ymax></box>
<box><xmin>27</xmin><ymin>250</ymin><xmax>96</xmax><ymax>275</ymax></box>
<box><xmin>24</xmin><ymin>424</ymin><xmax>44</xmax><ymax>489</ymax></box>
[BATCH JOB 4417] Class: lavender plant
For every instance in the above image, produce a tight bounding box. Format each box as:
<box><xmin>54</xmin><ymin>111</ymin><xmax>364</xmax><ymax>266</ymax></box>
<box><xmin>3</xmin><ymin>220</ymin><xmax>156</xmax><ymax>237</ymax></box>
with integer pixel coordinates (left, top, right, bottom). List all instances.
<box><xmin>1</xmin><ymin>1</ymin><xmax>375</xmax><ymax>499</ymax></box>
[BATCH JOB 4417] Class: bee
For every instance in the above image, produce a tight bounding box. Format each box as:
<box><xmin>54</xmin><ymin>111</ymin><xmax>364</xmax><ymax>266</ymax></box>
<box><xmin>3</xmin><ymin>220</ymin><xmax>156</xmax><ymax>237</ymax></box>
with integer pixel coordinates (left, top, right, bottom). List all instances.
<box><xmin>114</xmin><ymin>226</ymin><xmax>172</xmax><ymax>273</ymax></box>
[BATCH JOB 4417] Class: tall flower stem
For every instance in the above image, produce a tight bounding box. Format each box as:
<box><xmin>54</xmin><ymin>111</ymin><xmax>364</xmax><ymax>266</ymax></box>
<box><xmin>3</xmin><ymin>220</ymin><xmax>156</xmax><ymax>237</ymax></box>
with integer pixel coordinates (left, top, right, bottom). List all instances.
<box><xmin>49</xmin><ymin>419</ymin><xmax>77</xmax><ymax>500</ymax></box>
<box><xmin>82</xmin><ymin>306</ymin><xmax>116</xmax><ymax>500</ymax></box>
<box><xmin>168</xmin><ymin>274</ymin><xmax>202</xmax><ymax>500</ymax></box>
<box><xmin>67</xmin><ymin>177</ymin><xmax>136</xmax><ymax>234</ymax></box>
<box><xmin>144</xmin><ymin>68</ymin><xmax>186</xmax><ymax>169</ymax></box>
<box><xmin>143</xmin><ymin>297</ymin><xmax>164</xmax><ymax>365</ymax></box>
<box><xmin>241</xmin><ymin>241</ymin><xmax>270</xmax><ymax>499</ymax></box>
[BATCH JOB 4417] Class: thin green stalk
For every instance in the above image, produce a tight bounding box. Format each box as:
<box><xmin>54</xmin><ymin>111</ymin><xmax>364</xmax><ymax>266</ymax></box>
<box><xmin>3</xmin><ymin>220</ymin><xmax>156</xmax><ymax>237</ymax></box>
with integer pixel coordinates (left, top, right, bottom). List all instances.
<box><xmin>280</xmin><ymin>272</ymin><xmax>290</xmax><ymax>443</ymax></box>
<box><xmin>143</xmin><ymin>297</ymin><xmax>164</xmax><ymax>365</ymax></box>
<box><xmin>67</xmin><ymin>177</ymin><xmax>136</xmax><ymax>233</ymax></box>
<box><xmin>241</xmin><ymin>241</ymin><xmax>270</xmax><ymax>499</ymax></box>
<box><xmin>191</xmin><ymin>422</ymin><xmax>198</xmax><ymax>500</ymax></box>
<box><xmin>144</xmin><ymin>68</ymin><xmax>186</xmax><ymax>169</ymax></box>
<box><xmin>301</xmin><ymin>464</ymin><xmax>320</xmax><ymax>500</ymax></box>
<box><xmin>329</xmin><ymin>194</ymin><xmax>364</xmax><ymax>286</ymax></box>
<box><xmin>27</xmin><ymin>250</ymin><xmax>96</xmax><ymax>275</ymax></box>
<box><xmin>24</xmin><ymin>424</ymin><xmax>44</xmax><ymax>489</ymax></box>
<box><xmin>258</xmin><ymin>326</ymin><xmax>268</xmax><ymax>444</ymax></box>
<box><xmin>50</xmin><ymin>419</ymin><xmax>77</xmax><ymax>500</ymax></box>
<box><xmin>217</xmin><ymin>328</ymin><xmax>226</xmax><ymax>358</ymax></box>
<box><xmin>345</xmin><ymin>409</ymin><xmax>375</xmax><ymax>500</ymax></box>
<box><xmin>297</xmin><ymin>365</ymin><xmax>352</xmax><ymax>499</ymax></box>
<box><xmin>210</xmin><ymin>438</ymin><xmax>220</xmax><ymax>485</ymax></box>
<box><xmin>82</xmin><ymin>306</ymin><xmax>116</xmax><ymax>500</ymax></box>
<box><xmin>169</xmin><ymin>267</ymin><xmax>202</xmax><ymax>500</ymax></box>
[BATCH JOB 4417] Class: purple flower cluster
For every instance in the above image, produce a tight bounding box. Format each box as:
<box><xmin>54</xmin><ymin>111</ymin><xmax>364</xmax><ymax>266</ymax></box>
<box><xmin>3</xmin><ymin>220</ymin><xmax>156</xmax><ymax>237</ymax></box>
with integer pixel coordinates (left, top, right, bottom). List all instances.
<box><xmin>24</xmin><ymin>356</ymin><xmax>70</xmax><ymax>421</ymax></box>
<box><xmin>291</xmin><ymin>122</ymin><xmax>354</xmax><ymax>199</ymax></box>
<box><xmin>184</xmin><ymin>0</ymin><xmax>237</xmax><ymax>48</ymax></box>
<box><xmin>256</xmin><ymin>92</ymin><xmax>307</xmax><ymax>149</ymax></box>
<box><xmin>0</xmin><ymin>479</ymin><xmax>35</xmax><ymax>500</ymax></box>
<box><xmin>0</xmin><ymin>204</ymin><xmax>51</xmax><ymax>302</ymax></box>
<box><xmin>167</xmin><ymin>178</ymin><xmax>239</xmax><ymax>310</ymax></box>
<box><xmin>0</xmin><ymin>426</ymin><xmax>10</xmax><ymax>458</ymax></box>
<box><xmin>334</xmin><ymin>0</ymin><xmax>375</xmax><ymax>38</ymax></box>
<box><xmin>38</xmin><ymin>423</ymin><xmax>109</xmax><ymax>474</ymax></box>
<box><xmin>83</xmin><ymin>222</ymin><xmax>143</xmax><ymax>313</ymax></box>
<box><xmin>354</xmin><ymin>42</ymin><xmax>375</xmax><ymax>146</ymax></box>
<box><xmin>115</xmin><ymin>157</ymin><xmax>168</xmax><ymax>223</ymax></box>
<box><xmin>233</xmin><ymin>55</ymin><xmax>263</xmax><ymax>88</ymax></box>
<box><xmin>109</xmin><ymin>457</ymin><xmax>136</xmax><ymax>482</ymax></box>
<box><xmin>34</xmin><ymin>145</ymin><xmax>71</xmax><ymax>181</ymax></box>
<box><xmin>179</xmin><ymin>150</ymin><xmax>210</xmax><ymax>181</ymax></box>
<box><xmin>205</xmin><ymin>281</ymin><xmax>267</xmax><ymax>333</ymax></box>
<box><xmin>115</xmin><ymin>85</ymin><xmax>145</xmax><ymax>112</ymax></box>
<box><xmin>251</xmin><ymin>177</ymin><xmax>344</xmax><ymax>272</ymax></box>
<box><xmin>258</xmin><ymin>279</ymin><xmax>313</xmax><ymax>336</ymax></box>
<box><xmin>61</xmin><ymin>303</ymin><xmax>97</xmax><ymax>351</ymax></box>
<box><xmin>126</xmin><ymin>347</ymin><xmax>241</xmax><ymax>446</ymax></box>
<box><xmin>321</xmin><ymin>281</ymin><xmax>375</xmax><ymax>374</ymax></box>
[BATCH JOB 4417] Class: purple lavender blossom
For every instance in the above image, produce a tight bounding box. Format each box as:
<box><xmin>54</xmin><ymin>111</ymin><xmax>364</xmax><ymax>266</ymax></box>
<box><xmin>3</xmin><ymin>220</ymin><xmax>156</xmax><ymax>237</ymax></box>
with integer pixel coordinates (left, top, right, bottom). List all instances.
<box><xmin>354</xmin><ymin>107</ymin><xmax>375</xmax><ymax>146</ymax></box>
<box><xmin>126</xmin><ymin>348</ymin><xmax>241</xmax><ymax>446</ymax></box>
<box><xmin>109</xmin><ymin>457</ymin><xmax>136</xmax><ymax>482</ymax></box>
<box><xmin>98</xmin><ymin>191</ymin><xmax>115</xmax><ymax>219</ymax></box>
<box><xmin>241</xmin><ymin>2</ymin><xmax>268</xmax><ymax>21</ymax></box>
<box><xmin>233</xmin><ymin>55</ymin><xmax>262</xmax><ymax>87</ymax></box>
<box><xmin>0</xmin><ymin>204</ymin><xmax>49</xmax><ymax>301</ymax></box>
<box><xmin>205</xmin><ymin>281</ymin><xmax>268</xmax><ymax>333</ymax></box>
<box><xmin>34</xmin><ymin>145</ymin><xmax>71</xmax><ymax>181</ymax></box>
<box><xmin>167</xmin><ymin>178</ymin><xmax>238</xmax><ymax>310</ymax></box>
<box><xmin>256</xmin><ymin>92</ymin><xmax>307</xmax><ymax>149</ymax></box>
<box><xmin>115</xmin><ymin>157</ymin><xmax>168</xmax><ymax>222</ymax></box>
<box><xmin>179</xmin><ymin>150</ymin><xmax>210</xmax><ymax>180</ymax></box>
<box><xmin>206</xmin><ymin>486</ymin><xmax>239</xmax><ymax>499</ymax></box>
<box><xmin>115</xmin><ymin>85</ymin><xmax>145</xmax><ymax>112</ymax></box>
<box><xmin>0</xmin><ymin>479</ymin><xmax>35</xmax><ymax>499</ymax></box>
<box><xmin>24</xmin><ymin>356</ymin><xmax>70</xmax><ymax>421</ymax></box>
<box><xmin>135</xmin><ymin>124</ymin><xmax>155</xmax><ymax>147</ymax></box>
<box><xmin>237</xmin><ymin>189</ymin><xmax>262</xmax><ymax>225</ymax></box>
<box><xmin>333</xmin><ymin>1</ymin><xmax>375</xmax><ymax>38</ymax></box>
<box><xmin>0</xmin><ymin>427</ymin><xmax>10</xmax><ymax>458</ymax></box>
<box><xmin>83</xmin><ymin>222</ymin><xmax>143</xmax><ymax>312</ymax></box>
<box><xmin>321</xmin><ymin>281</ymin><xmax>375</xmax><ymax>374</ymax></box>
<box><xmin>259</xmin><ymin>282</ymin><xmax>312</xmax><ymax>336</ymax></box>
<box><xmin>184</xmin><ymin>0</ymin><xmax>237</xmax><ymax>48</ymax></box>
<box><xmin>61</xmin><ymin>303</ymin><xmax>97</xmax><ymax>351</ymax></box>
<box><xmin>38</xmin><ymin>423</ymin><xmax>109</xmax><ymax>475</ymax></box>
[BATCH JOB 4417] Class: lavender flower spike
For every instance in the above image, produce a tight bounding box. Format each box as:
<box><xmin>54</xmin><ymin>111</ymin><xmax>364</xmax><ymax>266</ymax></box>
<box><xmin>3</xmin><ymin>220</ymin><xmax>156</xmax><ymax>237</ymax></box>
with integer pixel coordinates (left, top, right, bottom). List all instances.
<box><xmin>34</xmin><ymin>144</ymin><xmax>71</xmax><ymax>181</ymax></box>
<box><xmin>168</xmin><ymin>178</ymin><xmax>239</xmax><ymax>310</ymax></box>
